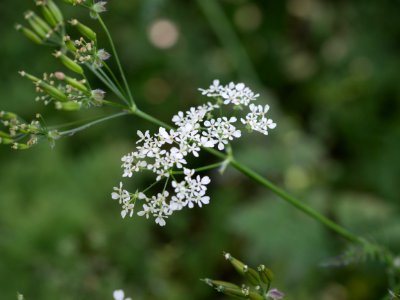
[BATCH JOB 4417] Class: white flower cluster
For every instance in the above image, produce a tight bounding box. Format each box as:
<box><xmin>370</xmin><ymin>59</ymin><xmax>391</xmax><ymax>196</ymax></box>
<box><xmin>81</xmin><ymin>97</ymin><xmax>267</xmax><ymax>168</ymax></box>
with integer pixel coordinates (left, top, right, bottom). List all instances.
<box><xmin>112</xmin><ymin>80</ymin><xmax>276</xmax><ymax>226</ymax></box>
<box><xmin>199</xmin><ymin>80</ymin><xmax>276</xmax><ymax>135</ymax></box>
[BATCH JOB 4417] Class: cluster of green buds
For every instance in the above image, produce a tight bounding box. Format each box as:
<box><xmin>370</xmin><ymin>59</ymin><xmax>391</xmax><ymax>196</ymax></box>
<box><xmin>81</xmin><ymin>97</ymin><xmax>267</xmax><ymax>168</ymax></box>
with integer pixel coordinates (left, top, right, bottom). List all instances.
<box><xmin>0</xmin><ymin>111</ymin><xmax>59</xmax><ymax>150</ymax></box>
<box><xmin>203</xmin><ymin>253</ymin><xmax>284</xmax><ymax>300</ymax></box>
<box><xmin>19</xmin><ymin>70</ymin><xmax>105</xmax><ymax>111</ymax></box>
<box><xmin>16</xmin><ymin>0</ymin><xmax>64</xmax><ymax>46</ymax></box>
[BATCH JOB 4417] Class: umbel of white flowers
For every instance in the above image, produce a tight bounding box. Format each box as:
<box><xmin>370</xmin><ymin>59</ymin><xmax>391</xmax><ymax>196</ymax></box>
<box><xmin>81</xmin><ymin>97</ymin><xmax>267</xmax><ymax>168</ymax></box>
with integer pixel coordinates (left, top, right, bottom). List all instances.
<box><xmin>111</xmin><ymin>80</ymin><xmax>277</xmax><ymax>226</ymax></box>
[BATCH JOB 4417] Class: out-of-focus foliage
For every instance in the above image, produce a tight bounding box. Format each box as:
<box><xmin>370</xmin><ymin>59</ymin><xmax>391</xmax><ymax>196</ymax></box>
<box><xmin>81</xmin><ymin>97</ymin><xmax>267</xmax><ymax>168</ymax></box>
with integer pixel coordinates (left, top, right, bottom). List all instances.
<box><xmin>0</xmin><ymin>0</ymin><xmax>399</xmax><ymax>299</ymax></box>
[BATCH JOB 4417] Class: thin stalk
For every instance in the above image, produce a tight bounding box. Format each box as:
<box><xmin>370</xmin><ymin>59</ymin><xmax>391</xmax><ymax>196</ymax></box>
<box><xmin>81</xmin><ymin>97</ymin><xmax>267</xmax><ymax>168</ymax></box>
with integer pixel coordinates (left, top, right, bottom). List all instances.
<box><xmin>59</xmin><ymin>111</ymin><xmax>129</xmax><ymax>136</ymax></box>
<box><xmin>97</xmin><ymin>15</ymin><xmax>135</xmax><ymax>107</ymax></box>
<box><xmin>89</xmin><ymin>65</ymin><xmax>127</xmax><ymax>104</ymax></box>
<box><xmin>102</xmin><ymin>61</ymin><xmax>126</xmax><ymax>97</ymax></box>
<box><xmin>171</xmin><ymin>161</ymin><xmax>225</xmax><ymax>175</ymax></box>
<box><xmin>229</xmin><ymin>158</ymin><xmax>364</xmax><ymax>244</ymax></box>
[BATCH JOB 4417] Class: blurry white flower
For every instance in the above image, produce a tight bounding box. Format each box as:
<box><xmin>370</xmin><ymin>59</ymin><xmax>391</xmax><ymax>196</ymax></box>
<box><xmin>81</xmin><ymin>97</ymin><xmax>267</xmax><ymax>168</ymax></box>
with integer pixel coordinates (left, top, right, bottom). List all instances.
<box><xmin>113</xmin><ymin>289</ymin><xmax>131</xmax><ymax>300</ymax></box>
<box><xmin>266</xmin><ymin>288</ymin><xmax>284</xmax><ymax>300</ymax></box>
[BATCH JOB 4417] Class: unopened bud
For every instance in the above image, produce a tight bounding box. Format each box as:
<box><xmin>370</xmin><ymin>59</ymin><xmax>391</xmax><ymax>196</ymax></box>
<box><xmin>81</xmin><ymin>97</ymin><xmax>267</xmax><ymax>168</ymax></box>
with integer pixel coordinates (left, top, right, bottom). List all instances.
<box><xmin>223</xmin><ymin>252</ymin><xmax>247</xmax><ymax>276</ymax></box>
<box><xmin>69</xmin><ymin>19</ymin><xmax>97</xmax><ymax>41</ymax></box>
<box><xmin>54</xmin><ymin>51</ymin><xmax>84</xmax><ymax>74</ymax></box>
<box><xmin>0</xmin><ymin>111</ymin><xmax>18</xmax><ymax>120</ymax></box>
<box><xmin>257</xmin><ymin>264</ymin><xmax>274</xmax><ymax>284</ymax></box>
<box><xmin>12</xmin><ymin>142</ymin><xmax>30</xmax><ymax>150</ymax></box>
<box><xmin>41</xmin><ymin>5</ymin><xmax>58</xmax><ymax>27</ymax></box>
<box><xmin>55</xmin><ymin>101</ymin><xmax>82</xmax><ymax>111</ymax></box>
<box><xmin>24</xmin><ymin>11</ymin><xmax>51</xmax><ymax>39</ymax></box>
<box><xmin>15</xmin><ymin>24</ymin><xmax>43</xmax><ymax>44</ymax></box>
<box><xmin>55</xmin><ymin>72</ymin><xmax>88</xmax><ymax>93</ymax></box>
<box><xmin>0</xmin><ymin>137</ymin><xmax>13</xmax><ymax>145</ymax></box>
<box><xmin>47</xmin><ymin>0</ymin><xmax>64</xmax><ymax>24</ymax></box>
<box><xmin>63</xmin><ymin>36</ymin><xmax>77</xmax><ymax>52</ymax></box>
<box><xmin>0</xmin><ymin>131</ymin><xmax>11</xmax><ymax>138</ymax></box>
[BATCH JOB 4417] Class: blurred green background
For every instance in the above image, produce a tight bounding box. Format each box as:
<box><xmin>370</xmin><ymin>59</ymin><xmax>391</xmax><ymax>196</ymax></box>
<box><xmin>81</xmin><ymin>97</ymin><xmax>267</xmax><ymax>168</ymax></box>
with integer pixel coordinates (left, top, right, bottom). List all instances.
<box><xmin>1</xmin><ymin>0</ymin><xmax>399</xmax><ymax>299</ymax></box>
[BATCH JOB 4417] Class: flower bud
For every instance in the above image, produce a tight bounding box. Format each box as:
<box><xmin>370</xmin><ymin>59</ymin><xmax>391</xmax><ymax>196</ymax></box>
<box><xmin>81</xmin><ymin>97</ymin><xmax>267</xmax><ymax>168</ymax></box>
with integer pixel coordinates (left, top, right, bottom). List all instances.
<box><xmin>257</xmin><ymin>264</ymin><xmax>274</xmax><ymax>284</ymax></box>
<box><xmin>15</xmin><ymin>24</ymin><xmax>43</xmax><ymax>44</ymax></box>
<box><xmin>47</xmin><ymin>0</ymin><xmax>64</xmax><ymax>24</ymax></box>
<box><xmin>55</xmin><ymin>101</ymin><xmax>82</xmax><ymax>111</ymax></box>
<box><xmin>12</xmin><ymin>142</ymin><xmax>30</xmax><ymax>150</ymax></box>
<box><xmin>0</xmin><ymin>111</ymin><xmax>18</xmax><ymax>120</ymax></box>
<box><xmin>244</xmin><ymin>266</ymin><xmax>262</xmax><ymax>286</ymax></box>
<box><xmin>69</xmin><ymin>19</ymin><xmax>96</xmax><ymax>41</ymax></box>
<box><xmin>223</xmin><ymin>252</ymin><xmax>247</xmax><ymax>276</ymax></box>
<box><xmin>53</xmin><ymin>51</ymin><xmax>84</xmax><ymax>74</ymax></box>
<box><xmin>20</xmin><ymin>70</ymin><xmax>69</xmax><ymax>102</ymax></box>
<box><xmin>55</xmin><ymin>72</ymin><xmax>88</xmax><ymax>93</ymax></box>
<box><xmin>63</xmin><ymin>36</ymin><xmax>77</xmax><ymax>52</ymax></box>
<box><xmin>203</xmin><ymin>279</ymin><xmax>247</xmax><ymax>298</ymax></box>
<box><xmin>41</xmin><ymin>5</ymin><xmax>58</xmax><ymax>27</ymax></box>
<box><xmin>0</xmin><ymin>131</ymin><xmax>11</xmax><ymax>138</ymax></box>
<box><xmin>24</xmin><ymin>11</ymin><xmax>51</xmax><ymax>39</ymax></box>
<box><xmin>0</xmin><ymin>137</ymin><xmax>14</xmax><ymax>145</ymax></box>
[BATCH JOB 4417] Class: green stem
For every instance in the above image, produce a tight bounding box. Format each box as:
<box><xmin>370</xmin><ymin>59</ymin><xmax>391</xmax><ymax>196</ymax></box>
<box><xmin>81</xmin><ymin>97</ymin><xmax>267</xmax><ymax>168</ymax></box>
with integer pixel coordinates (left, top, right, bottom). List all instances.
<box><xmin>59</xmin><ymin>111</ymin><xmax>129</xmax><ymax>136</ymax></box>
<box><xmin>171</xmin><ymin>161</ymin><xmax>225</xmax><ymax>175</ymax></box>
<box><xmin>97</xmin><ymin>15</ymin><xmax>135</xmax><ymax>106</ymax></box>
<box><xmin>229</xmin><ymin>158</ymin><xmax>364</xmax><ymax>245</ymax></box>
<box><xmin>102</xmin><ymin>61</ymin><xmax>126</xmax><ymax>97</ymax></box>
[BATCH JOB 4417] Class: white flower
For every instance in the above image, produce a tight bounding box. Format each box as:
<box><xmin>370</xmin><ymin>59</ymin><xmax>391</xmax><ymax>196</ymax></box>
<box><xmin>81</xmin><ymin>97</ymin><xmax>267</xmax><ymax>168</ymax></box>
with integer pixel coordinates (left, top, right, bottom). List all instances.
<box><xmin>113</xmin><ymin>289</ymin><xmax>132</xmax><ymax>300</ymax></box>
<box><xmin>199</xmin><ymin>80</ymin><xmax>259</xmax><ymax>106</ymax></box>
<box><xmin>241</xmin><ymin>104</ymin><xmax>276</xmax><ymax>135</ymax></box>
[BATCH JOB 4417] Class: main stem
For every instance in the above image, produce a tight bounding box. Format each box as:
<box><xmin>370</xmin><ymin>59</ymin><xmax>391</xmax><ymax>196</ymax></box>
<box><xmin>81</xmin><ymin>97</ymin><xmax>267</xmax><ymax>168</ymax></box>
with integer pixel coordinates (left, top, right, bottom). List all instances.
<box><xmin>97</xmin><ymin>15</ymin><xmax>135</xmax><ymax>107</ymax></box>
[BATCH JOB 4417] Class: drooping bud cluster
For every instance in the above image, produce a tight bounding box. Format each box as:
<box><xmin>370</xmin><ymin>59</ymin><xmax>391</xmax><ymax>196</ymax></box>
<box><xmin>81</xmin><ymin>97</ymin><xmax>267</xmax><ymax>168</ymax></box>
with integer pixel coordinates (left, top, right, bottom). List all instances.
<box><xmin>203</xmin><ymin>253</ymin><xmax>284</xmax><ymax>300</ymax></box>
<box><xmin>16</xmin><ymin>0</ymin><xmax>64</xmax><ymax>46</ymax></box>
<box><xmin>112</xmin><ymin>81</ymin><xmax>276</xmax><ymax>226</ymax></box>
<box><xmin>0</xmin><ymin>111</ymin><xmax>59</xmax><ymax>150</ymax></box>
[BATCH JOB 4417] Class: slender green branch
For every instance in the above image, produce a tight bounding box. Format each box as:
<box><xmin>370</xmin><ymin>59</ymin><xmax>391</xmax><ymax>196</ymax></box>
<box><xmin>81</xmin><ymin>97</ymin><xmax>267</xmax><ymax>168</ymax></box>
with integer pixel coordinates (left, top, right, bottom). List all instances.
<box><xmin>59</xmin><ymin>111</ymin><xmax>129</xmax><ymax>136</ymax></box>
<box><xmin>102</xmin><ymin>61</ymin><xmax>126</xmax><ymax>96</ymax></box>
<box><xmin>97</xmin><ymin>15</ymin><xmax>135</xmax><ymax>107</ymax></box>
<box><xmin>229</xmin><ymin>158</ymin><xmax>364</xmax><ymax>244</ymax></box>
<box><xmin>171</xmin><ymin>161</ymin><xmax>225</xmax><ymax>175</ymax></box>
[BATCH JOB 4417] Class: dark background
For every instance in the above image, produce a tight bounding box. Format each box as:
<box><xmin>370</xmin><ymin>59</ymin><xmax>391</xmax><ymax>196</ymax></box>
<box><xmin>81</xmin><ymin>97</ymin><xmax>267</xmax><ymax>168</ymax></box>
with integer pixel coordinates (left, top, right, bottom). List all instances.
<box><xmin>0</xmin><ymin>0</ymin><xmax>399</xmax><ymax>299</ymax></box>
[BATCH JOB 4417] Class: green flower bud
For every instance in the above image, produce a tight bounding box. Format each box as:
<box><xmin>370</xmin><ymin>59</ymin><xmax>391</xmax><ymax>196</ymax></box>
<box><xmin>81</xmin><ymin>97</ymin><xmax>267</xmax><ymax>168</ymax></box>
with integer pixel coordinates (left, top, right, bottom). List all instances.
<box><xmin>54</xmin><ymin>51</ymin><xmax>84</xmax><ymax>74</ymax></box>
<box><xmin>55</xmin><ymin>72</ymin><xmax>88</xmax><ymax>93</ymax></box>
<box><xmin>41</xmin><ymin>5</ymin><xmax>58</xmax><ymax>27</ymax></box>
<box><xmin>257</xmin><ymin>264</ymin><xmax>274</xmax><ymax>284</ymax></box>
<box><xmin>0</xmin><ymin>131</ymin><xmax>11</xmax><ymax>138</ymax></box>
<box><xmin>55</xmin><ymin>101</ymin><xmax>82</xmax><ymax>111</ymax></box>
<box><xmin>47</xmin><ymin>0</ymin><xmax>64</xmax><ymax>24</ymax></box>
<box><xmin>20</xmin><ymin>70</ymin><xmax>69</xmax><ymax>102</ymax></box>
<box><xmin>25</xmin><ymin>11</ymin><xmax>51</xmax><ymax>39</ymax></box>
<box><xmin>15</xmin><ymin>24</ymin><xmax>43</xmax><ymax>44</ymax></box>
<box><xmin>12</xmin><ymin>142</ymin><xmax>30</xmax><ymax>150</ymax></box>
<box><xmin>69</xmin><ymin>19</ymin><xmax>96</xmax><ymax>41</ymax></box>
<box><xmin>243</xmin><ymin>266</ymin><xmax>262</xmax><ymax>287</ymax></box>
<box><xmin>224</xmin><ymin>252</ymin><xmax>247</xmax><ymax>276</ymax></box>
<box><xmin>63</xmin><ymin>36</ymin><xmax>77</xmax><ymax>52</ymax></box>
<box><xmin>0</xmin><ymin>137</ymin><xmax>14</xmax><ymax>145</ymax></box>
<box><xmin>0</xmin><ymin>111</ymin><xmax>18</xmax><ymax>120</ymax></box>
